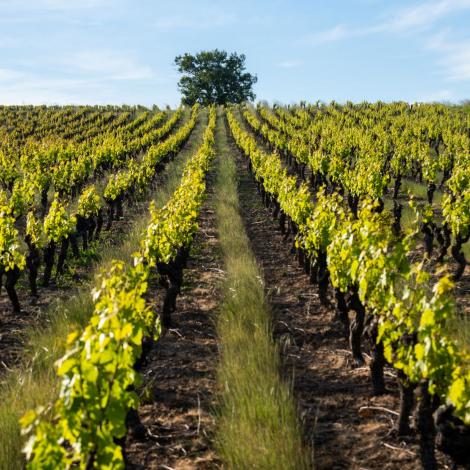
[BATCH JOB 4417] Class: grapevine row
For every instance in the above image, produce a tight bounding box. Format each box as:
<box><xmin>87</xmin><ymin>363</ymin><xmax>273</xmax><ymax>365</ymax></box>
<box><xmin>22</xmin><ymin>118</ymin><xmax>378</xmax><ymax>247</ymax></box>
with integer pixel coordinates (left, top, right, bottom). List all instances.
<box><xmin>0</xmin><ymin>107</ymin><xmax>195</xmax><ymax>314</ymax></box>
<box><xmin>247</xmin><ymin>105</ymin><xmax>470</xmax><ymax>281</ymax></box>
<box><xmin>226</xmin><ymin>107</ymin><xmax>469</xmax><ymax>469</ymax></box>
<box><xmin>20</xmin><ymin>106</ymin><xmax>216</xmax><ymax>469</ymax></box>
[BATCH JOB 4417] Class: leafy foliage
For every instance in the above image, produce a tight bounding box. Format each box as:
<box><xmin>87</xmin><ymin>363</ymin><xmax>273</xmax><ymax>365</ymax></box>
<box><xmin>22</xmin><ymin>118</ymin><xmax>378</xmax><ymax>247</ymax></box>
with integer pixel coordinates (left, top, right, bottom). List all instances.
<box><xmin>227</xmin><ymin>105</ymin><xmax>470</xmax><ymax>425</ymax></box>
<box><xmin>142</xmin><ymin>107</ymin><xmax>216</xmax><ymax>265</ymax></box>
<box><xmin>77</xmin><ymin>186</ymin><xmax>102</xmax><ymax>219</ymax></box>
<box><xmin>0</xmin><ymin>198</ymin><xmax>26</xmax><ymax>271</ymax></box>
<box><xmin>175</xmin><ymin>50</ymin><xmax>257</xmax><ymax>105</ymax></box>
<box><xmin>43</xmin><ymin>195</ymin><xmax>76</xmax><ymax>244</ymax></box>
<box><xmin>21</xmin><ymin>261</ymin><xmax>155</xmax><ymax>469</ymax></box>
<box><xmin>26</xmin><ymin>211</ymin><xmax>44</xmax><ymax>248</ymax></box>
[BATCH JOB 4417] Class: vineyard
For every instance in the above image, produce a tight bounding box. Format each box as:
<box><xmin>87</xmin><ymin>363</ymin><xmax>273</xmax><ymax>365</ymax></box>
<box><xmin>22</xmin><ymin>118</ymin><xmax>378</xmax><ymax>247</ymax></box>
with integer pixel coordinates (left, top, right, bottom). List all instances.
<box><xmin>0</xmin><ymin>102</ymin><xmax>469</xmax><ymax>469</ymax></box>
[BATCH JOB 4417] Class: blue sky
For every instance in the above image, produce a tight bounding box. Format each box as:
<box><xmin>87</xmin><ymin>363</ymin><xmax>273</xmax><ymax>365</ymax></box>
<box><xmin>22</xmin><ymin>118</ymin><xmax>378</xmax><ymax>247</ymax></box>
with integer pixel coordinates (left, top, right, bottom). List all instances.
<box><xmin>0</xmin><ymin>0</ymin><xmax>469</xmax><ymax>106</ymax></box>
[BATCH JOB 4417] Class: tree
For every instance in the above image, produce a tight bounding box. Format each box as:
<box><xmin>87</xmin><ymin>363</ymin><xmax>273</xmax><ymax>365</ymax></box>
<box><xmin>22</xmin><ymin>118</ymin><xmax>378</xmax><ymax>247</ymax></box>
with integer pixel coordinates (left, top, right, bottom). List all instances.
<box><xmin>174</xmin><ymin>49</ymin><xmax>257</xmax><ymax>106</ymax></box>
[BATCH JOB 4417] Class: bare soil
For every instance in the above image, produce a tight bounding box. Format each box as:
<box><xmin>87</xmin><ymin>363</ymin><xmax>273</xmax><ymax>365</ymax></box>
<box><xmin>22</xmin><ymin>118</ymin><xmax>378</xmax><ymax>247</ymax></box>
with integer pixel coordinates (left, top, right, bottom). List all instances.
<box><xmin>126</xmin><ymin>168</ymin><xmax>223</xmax><ymax>470</ymax></box>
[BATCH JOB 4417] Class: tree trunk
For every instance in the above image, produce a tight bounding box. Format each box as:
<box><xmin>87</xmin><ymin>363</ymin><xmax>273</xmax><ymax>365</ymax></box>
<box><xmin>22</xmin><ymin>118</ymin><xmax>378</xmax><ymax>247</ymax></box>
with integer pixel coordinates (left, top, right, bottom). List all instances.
<box><xmin>42</xmin><ymin>241</ymin><xmax>56</xmax><ymax>286</ymax></box>
<box><xmin>451</xmin><ymin>234</ymin><xmax>469</xmax><ymax>281</ymax></box>
<box><xmin>416</xmin><ymin>381</ymin><xmax>438</xmax><ymax>470</ymax></box>
<box><xmin>317</xmin><ymin>250</ymin><xmax>329</xmax><ymax>306</ymax></box>
<box><xmin>392</xmin><ymin>200</ymin><xmax>403</xmax><ymax>236</ymax></box>
<box><xmin>25</xmin><ymin>239</ymin><xmax>41</xmax><ymax>298</ymax></box>
<box><xmin>348</xmin><ymin>290</ymin><xmax>365</xmax><ymax>366</ymax></box>
<box><xmin>56</xmin><ymin>238</ymin><xmax>69</xmax><ymax>275</ymax></box>
<box><xmin>427</xmin><ymin>182</ymin><xmax>436</xmax><ymax>204</ymax></box>
<box><xmin>1</xmin><ymin>267</ymin><xmax>22</xmax><ymax>313</ymax></box>
<box><xmin>368</xmin><ymin>318</ymin><xmax>386</xmax><ymax>395</ymax></box>
<box><xmin>393</xmin><ymin>174</ymin><xmax>402</xmax><ymax>199</ymax></box>
<box><xmin>396</xmin><ymin>372</ymin><xmax>415</xmax><ymax>437</ymax></box>
<box><xmin>334</xmin><ymin>288</ymin><xmax>350</xmax><ymax>339</ymax></box>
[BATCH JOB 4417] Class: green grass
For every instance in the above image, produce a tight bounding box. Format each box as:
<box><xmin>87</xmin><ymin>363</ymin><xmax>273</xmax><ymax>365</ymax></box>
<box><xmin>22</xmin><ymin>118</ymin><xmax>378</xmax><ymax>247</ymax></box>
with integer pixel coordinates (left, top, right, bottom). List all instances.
<box><xmin>0</xmin><ymin>109</ymin><xmax>207</xmax><ymax>470</ymax></box>
<box><xmin>383</xmin><ymin>198</ymin><xmax>416</xmax><ymax>231</ymax></box>
<box><xmin>462</xmin><ymin>243</ymin><xmax>470</xmax><ymax>261</ymax></box>
<box><xmin>214</xmin><ymin>108</ymin><xmax>312</xmax><ymax>470</ymax></box>
<box><xmin>447</xmin><ymin>314</ymin><xmax>470</xmax><ymax>356</ymax></box>
<box><xmin>401</xmin><ymin>178</ymin><xmax>443</xmax><ymax>206</ymax></box>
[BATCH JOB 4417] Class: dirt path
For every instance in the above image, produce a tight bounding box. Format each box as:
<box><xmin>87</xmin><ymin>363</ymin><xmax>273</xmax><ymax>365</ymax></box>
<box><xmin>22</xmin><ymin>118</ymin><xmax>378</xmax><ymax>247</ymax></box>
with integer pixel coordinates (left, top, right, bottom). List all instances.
<box><xmin>126</xmin><ymin>130</ymin><xmax>222</xmax><ymax>470</ymax></box>
<box><xmin>230</xmin><ymin>124</ymin><xmax>453</xmax><ymax>469</ymax></box>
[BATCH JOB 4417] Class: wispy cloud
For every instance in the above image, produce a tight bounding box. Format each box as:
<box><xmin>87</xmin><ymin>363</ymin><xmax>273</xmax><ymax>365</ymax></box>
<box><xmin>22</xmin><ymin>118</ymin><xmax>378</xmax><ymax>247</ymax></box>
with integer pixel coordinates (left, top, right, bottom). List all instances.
<box><xmin>427</xmin><ymin>31</ymin><xmax>470</xmax><ymax>80</ymax></box>
<box><xmin>275</xmin><ymin>60</ymin><xmax>303</xmax><ymax>69</ymax></box>
<box><xmin>67</xmin><ymin>50</ymin><xmax>153</xmax><ymax>80</ymax></box>
<box><xmin>0</xmin><ymin>70</ymin><xmax>158</xmax><ymax>105</ymax></box>
<box><xmin>0</xmin><ymin>48</ymin><xmax>155</xmax><ymax>105</ymax></box>
<box><xmin>0</xmin><ymin>72</ymin><xmax>96</xmax><ymax>104</ymax></box>
<box><xmin>43</xmin><ymin>0</ymin><xmax>112</xmax><ymax>9</ymax></box>
<box><xmin>418</xmin><ymin>88</ymin><xmax>454</xmax><ymax>101</ymax></box>
<box><xmin>383</xmin><ymin>0</ymin><xmax>470</xmax><ymax>31</ymax></box>
<box><xmin>0</xmin><ymin>0</ymin><xmax>113</xmax><ymax>10</ymax></box>
<box><xmin>0</xmin><ymin>0</ymin><xmax>119</xmax><ymax>25</ymax></box>
<box><xmin>154</xmin><ymin>11</ymin><xmax>237</xmax><ymax>30</ymax></box>
<box><xmin>0</xmin><ymin>68</ymin><xmax>23</xmax><ymax>80</ymax></box>
<box><xmin>0</xmin><ymin>38</ymin><xmax>18</xmax><ymax>48</ymax></box>
<box><xmin>303</xmin><ymin>0</ymin><xmax>470</xmax><ymax>45</ymax></box>
<box><xmin>0</xmin><ymin>66</ymin><xmax>175</xmax><ymax>105</ymax></box>
<box><xmin>300</xmin><ymin>0</ymin><xmax>470</xmax><ymax>84</ymax></box>
<box><xmin>303</xmin><ymin>25</ymin><xmax>349</xmax><ymax>46</ymax></box>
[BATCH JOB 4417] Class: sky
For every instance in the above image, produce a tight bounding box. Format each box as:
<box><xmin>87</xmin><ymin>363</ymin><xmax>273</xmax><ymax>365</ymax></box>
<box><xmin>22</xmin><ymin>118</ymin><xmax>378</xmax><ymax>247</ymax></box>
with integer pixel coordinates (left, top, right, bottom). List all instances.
<box><xmin>0</xmin><ymin>0</ymin><xmax>469</xmax><ymax>106</ymax></box>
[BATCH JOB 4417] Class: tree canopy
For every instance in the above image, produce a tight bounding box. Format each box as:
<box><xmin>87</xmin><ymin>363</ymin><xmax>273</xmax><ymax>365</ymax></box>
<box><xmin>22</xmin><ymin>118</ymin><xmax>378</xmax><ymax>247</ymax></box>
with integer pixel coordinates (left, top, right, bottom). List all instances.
<box><xmin>174</xmin><ymin>50</ymin><xmax>257</xmax><ymax>106</ymax></box>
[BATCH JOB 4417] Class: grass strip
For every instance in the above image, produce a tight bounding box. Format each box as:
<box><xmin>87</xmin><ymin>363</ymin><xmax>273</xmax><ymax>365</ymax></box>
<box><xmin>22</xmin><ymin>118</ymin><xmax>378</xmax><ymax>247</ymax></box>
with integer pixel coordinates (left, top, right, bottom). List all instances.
<box><xmin>214</xmin><ymin>108</ymin><xmax>312</xmax><ymax>469</ymax></box>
